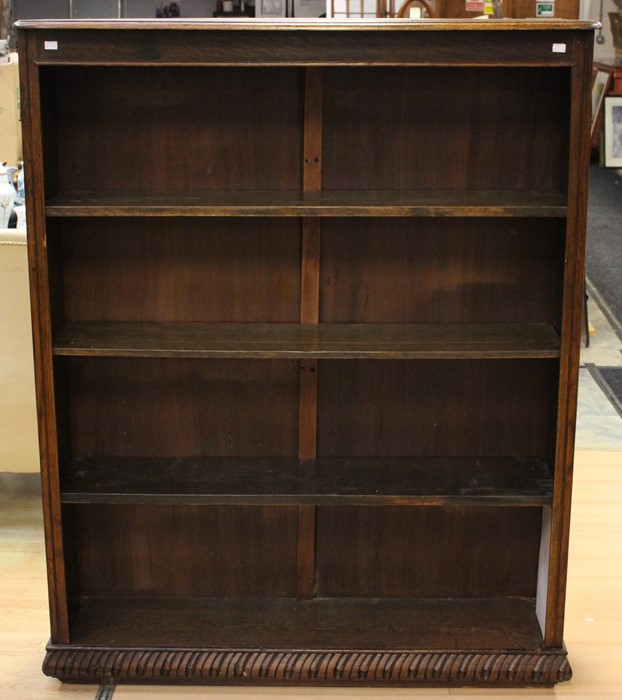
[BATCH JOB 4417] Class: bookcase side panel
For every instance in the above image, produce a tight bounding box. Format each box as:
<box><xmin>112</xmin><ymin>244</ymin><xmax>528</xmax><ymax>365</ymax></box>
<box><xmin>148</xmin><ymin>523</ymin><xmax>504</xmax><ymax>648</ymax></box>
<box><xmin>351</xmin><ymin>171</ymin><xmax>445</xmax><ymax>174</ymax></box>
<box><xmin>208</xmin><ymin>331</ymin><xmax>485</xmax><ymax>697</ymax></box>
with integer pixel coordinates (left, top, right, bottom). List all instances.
<box><xmin>18</xmin><ymin>31</ymin><xmax>70</xmax><ymax>644</ymax></box>
<box><xmin>545</xmin><ymin>30</ymin><xmax>595</xmax><ymax>648</ymax></box>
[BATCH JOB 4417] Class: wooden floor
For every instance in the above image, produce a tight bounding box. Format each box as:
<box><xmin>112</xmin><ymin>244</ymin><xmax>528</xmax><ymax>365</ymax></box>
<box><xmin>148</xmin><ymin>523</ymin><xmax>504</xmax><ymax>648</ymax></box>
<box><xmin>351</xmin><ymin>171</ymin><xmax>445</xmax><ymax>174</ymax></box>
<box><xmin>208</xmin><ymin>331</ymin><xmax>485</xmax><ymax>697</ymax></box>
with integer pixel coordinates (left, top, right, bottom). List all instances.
<box><xmin>1</xmin><ymin>449</ymin><xmax>621</xmax><ymax>699</ymax></box>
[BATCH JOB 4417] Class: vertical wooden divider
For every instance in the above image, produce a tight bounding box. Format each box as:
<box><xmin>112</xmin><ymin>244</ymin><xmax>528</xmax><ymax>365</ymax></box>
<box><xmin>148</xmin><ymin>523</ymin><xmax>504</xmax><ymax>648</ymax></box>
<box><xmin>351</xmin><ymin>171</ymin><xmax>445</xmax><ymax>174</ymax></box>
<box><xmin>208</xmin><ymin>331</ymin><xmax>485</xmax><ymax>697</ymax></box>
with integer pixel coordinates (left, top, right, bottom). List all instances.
<box><xmin>296</xmin><ymin>67</ymin><xmax>323</xmax><ymax>599</ymax></box>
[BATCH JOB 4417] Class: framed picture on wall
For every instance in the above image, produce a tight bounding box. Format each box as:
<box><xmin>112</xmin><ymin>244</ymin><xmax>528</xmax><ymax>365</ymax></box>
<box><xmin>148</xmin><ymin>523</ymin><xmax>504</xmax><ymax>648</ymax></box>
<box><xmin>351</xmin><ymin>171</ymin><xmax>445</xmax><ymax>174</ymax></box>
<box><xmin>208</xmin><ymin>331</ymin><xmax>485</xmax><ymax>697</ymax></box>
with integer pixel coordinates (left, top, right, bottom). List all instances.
<box><xmin>604</xmin><ymin>96</ymin><xmax>622</xmax><ymax>167</ymax></box>
<box><xmin>256</xmin><ymin>0</ymin><xmax>288</xmax><ymax>16</ymax></box>
<box><xmin>591</xmin><ymin>67</ymin><xmax>613</xmax><ymax>138</ymax></box>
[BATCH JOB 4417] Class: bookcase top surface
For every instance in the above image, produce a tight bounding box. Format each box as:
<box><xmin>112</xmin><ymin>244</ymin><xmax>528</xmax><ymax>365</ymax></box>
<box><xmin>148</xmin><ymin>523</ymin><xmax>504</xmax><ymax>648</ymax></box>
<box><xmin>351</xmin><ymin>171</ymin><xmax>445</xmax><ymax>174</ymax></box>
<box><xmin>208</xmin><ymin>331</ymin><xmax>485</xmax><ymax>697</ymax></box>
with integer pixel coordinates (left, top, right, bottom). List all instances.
<box><xmin>16</xmin><ymin>18</ymin><xmax>598</xmax><ymax>32</ymax></box>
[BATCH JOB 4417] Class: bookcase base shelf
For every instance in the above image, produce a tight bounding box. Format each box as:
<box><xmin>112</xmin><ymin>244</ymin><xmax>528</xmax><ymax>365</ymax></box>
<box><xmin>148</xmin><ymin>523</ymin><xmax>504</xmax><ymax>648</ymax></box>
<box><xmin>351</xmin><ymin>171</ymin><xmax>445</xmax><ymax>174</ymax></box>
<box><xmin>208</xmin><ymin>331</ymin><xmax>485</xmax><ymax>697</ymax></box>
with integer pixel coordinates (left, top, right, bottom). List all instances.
<box><xmin>43</xmin><ymin>595</ymin><xmax>574</xmax><ymax>686</ymax></box>
<box><xmin>64</xmin><ymin>596</ymin><xmax>544</xmax><ymax>649</ymax></box>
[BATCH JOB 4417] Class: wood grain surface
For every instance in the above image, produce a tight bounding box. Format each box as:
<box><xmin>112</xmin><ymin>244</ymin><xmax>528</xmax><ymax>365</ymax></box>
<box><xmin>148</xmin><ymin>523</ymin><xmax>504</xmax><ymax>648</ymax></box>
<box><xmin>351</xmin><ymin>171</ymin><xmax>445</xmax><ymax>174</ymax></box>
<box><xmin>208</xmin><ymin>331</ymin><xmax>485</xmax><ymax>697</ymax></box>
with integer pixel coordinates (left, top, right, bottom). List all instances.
<box><xmin>52</xmin><ymin>322</ymin><xmax>562</xmax><ymax>359</ymax></box>
<box><xmin>59</xmin><ymin>456</ymin><xmax>554</xmax><ymax>506</ymax></box>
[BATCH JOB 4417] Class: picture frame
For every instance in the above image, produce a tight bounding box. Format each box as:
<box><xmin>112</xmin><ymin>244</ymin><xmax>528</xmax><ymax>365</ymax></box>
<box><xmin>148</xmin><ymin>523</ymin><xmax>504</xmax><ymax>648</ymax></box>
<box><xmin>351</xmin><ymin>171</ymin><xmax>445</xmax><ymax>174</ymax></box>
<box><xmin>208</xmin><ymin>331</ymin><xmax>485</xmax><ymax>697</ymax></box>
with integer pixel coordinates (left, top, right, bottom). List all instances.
<box><xmin>604</xmin><ymin>96</ymin><xmax>622</xmax><ymax>167</ymax></box>
<box><xmin>591</xmin><ymin>66</ymin><xmax>613</xmax><ymax>138</ymax></box>
<box><xmin>256</xmin><ymin>0</ymin><xmax>288</xmax><ymax>16</ymax></box>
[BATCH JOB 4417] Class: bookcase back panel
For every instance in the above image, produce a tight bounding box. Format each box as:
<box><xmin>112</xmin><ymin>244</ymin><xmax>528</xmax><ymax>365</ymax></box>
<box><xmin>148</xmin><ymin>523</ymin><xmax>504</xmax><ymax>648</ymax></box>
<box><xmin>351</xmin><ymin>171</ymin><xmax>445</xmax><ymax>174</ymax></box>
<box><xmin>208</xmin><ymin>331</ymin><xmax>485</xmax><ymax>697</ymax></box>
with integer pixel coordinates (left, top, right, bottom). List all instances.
<box><xmin>42</xmin><ymin>66</ymin><xmax>302</xmax><ymax>193</ymax></box>
<box><xmin>58</xmin><ymin>219</ymin><xmax>301</xmax><ymax>323</ymax></box>
<box><xmin>320</xmin><ymin>218</ymin><xmax>564</xmax><ymax>324</ymax></box>
<box><xmin>65</xmin><ymin>358</ymin><xmax>299</xmax><ymax>457</ymax></box>
<box><xmin>316</xmin><ymin>505</ymin><xmax>541</xmax><ymax>597</ymax></box>
<box><xmin>72</xmin><ymin>504</ymin><xmax>298</xmax><ymax>597</ymax></box>
<box><xmin>317</xmin><ymin>359</ymin><xmax>556</xmax><ymax>458</ymax></box>
<box><xmin>322</xmin><ymin>67</ymin><xmax>569</xmax><ymax>192</ymax></box>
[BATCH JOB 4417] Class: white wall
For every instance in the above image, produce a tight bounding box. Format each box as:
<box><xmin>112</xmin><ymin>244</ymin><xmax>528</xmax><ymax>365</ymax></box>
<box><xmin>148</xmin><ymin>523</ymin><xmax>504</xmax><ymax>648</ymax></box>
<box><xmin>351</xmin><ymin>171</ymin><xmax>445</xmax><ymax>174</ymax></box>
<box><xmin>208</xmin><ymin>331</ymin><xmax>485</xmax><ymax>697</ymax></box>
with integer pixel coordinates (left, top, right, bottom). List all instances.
<box><xmin>584</xmin><ymin>0</ymin><xmax>621</xmax><ymax>59</ymax></box>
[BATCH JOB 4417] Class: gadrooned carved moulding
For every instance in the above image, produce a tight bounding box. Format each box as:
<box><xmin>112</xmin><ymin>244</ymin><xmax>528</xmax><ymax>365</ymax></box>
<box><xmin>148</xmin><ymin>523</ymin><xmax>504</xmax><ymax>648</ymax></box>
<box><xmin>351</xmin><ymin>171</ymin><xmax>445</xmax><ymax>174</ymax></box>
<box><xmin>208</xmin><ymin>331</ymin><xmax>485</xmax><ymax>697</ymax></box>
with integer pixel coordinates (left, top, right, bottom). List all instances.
<box><xmin>43</xmin><ymin>647</ymin><xmax>572</xmax><ymax>686</ymax></box>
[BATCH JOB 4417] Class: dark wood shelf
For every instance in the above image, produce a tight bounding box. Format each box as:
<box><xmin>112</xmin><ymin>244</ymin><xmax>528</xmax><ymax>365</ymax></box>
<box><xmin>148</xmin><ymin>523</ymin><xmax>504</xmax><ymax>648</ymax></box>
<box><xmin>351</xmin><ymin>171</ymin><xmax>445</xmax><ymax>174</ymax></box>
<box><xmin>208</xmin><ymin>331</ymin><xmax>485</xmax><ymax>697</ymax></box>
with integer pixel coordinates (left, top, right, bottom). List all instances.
<box><xmin>60</xmin><ymin>457</ymin><xmax>553</xmax><ymax>506</ymax></box>
<box><xmin>45</xmin><ymin>190</ymin><xmax>567</xmax><ymax>218</ymax></box>
<box><xmin>69</xmin><ymin>596</ymin><xmax>543</xmax><ymax>650</ymax></box>
<box><xmin>52</xmin><ymin>322</ymin><xmax>562</xmax><ymax>359</ymax></box>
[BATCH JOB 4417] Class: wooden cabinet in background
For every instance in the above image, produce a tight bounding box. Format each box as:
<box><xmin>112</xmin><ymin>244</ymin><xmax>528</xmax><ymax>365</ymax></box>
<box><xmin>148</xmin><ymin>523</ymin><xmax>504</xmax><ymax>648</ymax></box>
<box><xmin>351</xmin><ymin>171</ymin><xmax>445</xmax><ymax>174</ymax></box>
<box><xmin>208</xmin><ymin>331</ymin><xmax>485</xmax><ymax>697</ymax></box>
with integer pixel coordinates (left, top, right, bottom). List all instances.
<box><xmin>438</xmin><ymin>0</ymin><xmax>580</xmax><ymax>18</ymax></box>
<box><xmin>592</xmin><ymin>56</ymin><xmax>622</xmax><ymax>152</ymax></box>
<box><xmin>17</xmin><ymin>18</ymin><xmax>595</xmax><ymax>687</ymax></box>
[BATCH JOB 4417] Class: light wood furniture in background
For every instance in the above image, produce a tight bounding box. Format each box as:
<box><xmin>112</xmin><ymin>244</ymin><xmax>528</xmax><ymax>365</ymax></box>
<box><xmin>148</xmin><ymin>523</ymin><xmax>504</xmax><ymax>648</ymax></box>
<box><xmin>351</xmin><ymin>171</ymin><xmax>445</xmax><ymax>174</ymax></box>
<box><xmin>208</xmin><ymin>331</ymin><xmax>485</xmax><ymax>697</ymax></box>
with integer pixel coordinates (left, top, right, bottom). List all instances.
<box><xmin>332</xmin><ymin>0</ymin><xmax>581</xmax><ymax>19</ymax></box>
<box><xmin>592</xmin><ymin>57</ymin><xmax>622</xmax><ymax>152</ymax></box>
<box><xmin>0</xmin><ymin>230</ymin><xmax>39</xmax><ymax>473</ymax></box>
<box><xmin>438</xmin><ymin>0</ymin><xmax>581</xmax><ymax>18</ymax></box>
<box><xmin>17</xmin><ymin>18</ymin><xmax>594</xmax><ymax>687</ymax></box>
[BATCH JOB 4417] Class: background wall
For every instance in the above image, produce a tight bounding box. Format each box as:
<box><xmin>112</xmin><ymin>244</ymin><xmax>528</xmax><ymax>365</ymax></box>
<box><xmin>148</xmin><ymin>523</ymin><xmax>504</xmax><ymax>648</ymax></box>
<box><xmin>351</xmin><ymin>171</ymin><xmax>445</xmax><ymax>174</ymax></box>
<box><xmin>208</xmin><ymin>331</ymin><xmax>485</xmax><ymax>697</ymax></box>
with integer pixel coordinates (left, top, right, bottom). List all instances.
<box><xmin>4</xmin><ymin>0</ymin><xmax>597</xmax><ymax>22</ymax></box>
<box><xmin>12</xmin><ymin>0</ymin><xmax>221</xmax><ymax>22</ymax></box>
<box><xmin>586</xmin><ymin>0</ymin><xmax>621</xmax><ymax>60</ymax></box>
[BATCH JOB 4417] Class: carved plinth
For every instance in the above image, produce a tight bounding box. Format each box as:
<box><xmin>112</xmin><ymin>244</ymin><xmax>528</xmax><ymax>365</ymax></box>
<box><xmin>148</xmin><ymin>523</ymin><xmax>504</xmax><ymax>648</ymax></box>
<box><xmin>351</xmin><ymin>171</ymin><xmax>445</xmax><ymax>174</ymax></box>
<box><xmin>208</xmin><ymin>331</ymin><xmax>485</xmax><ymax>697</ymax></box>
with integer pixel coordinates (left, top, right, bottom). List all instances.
<box><xmin>43</xmin><ymin>646</ymin><xmax>571</xmax><ymax>686</ymax></box>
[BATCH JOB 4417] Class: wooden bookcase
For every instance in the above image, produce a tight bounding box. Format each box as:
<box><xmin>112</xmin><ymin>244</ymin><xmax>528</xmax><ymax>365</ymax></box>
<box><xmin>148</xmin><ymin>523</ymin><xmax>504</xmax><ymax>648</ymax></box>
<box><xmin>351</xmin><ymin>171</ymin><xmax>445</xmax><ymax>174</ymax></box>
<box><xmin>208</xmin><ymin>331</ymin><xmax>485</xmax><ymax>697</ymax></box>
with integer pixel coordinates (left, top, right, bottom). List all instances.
<box><xmin>17</xmin><ymin>19</ymin><xmax>595</xmax><ymax>687</ymax></box>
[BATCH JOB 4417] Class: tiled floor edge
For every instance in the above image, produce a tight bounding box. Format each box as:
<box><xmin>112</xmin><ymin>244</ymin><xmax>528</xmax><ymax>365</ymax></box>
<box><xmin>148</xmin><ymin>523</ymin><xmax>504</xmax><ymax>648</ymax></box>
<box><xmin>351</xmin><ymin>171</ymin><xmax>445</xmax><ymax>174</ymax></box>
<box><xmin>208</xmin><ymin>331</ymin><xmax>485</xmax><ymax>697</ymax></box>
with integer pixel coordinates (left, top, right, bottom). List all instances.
<box><xmin>585</xmin><ymin>364</ymin><xmax>622</xmax><ymax>420</ymax></box>
<box><xmin>585</xmin><ymin>276</ymin><xmax>622</xmax><ymax>342</ymax></box>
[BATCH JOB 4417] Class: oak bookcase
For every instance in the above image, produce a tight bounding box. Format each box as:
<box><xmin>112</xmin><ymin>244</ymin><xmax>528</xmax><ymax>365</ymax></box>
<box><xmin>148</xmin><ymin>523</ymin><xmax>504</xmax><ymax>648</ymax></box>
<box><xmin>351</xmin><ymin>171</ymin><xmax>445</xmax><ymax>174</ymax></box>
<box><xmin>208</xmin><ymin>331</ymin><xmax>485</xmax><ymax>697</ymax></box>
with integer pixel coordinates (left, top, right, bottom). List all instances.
<box><xmin>17</xmin><ymin>18</ymin><xmax>595</xmax><ymax>687</ymax></box>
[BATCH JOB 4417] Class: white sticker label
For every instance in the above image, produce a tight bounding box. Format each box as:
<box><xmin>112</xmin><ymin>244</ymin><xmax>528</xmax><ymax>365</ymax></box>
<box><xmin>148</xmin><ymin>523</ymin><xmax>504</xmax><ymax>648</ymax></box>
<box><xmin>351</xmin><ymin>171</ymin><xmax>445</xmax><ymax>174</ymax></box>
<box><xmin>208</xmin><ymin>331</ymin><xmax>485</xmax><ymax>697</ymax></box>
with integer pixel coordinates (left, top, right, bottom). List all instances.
<box><xmin>44</xmin><ymin>41</ymin><xmax>58</xmax><ymax>51</ymax></box>
<box><xmin>552</xmin><ymin>43</ymin><xmax>567</xmax><ymax>53</ymax></box>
